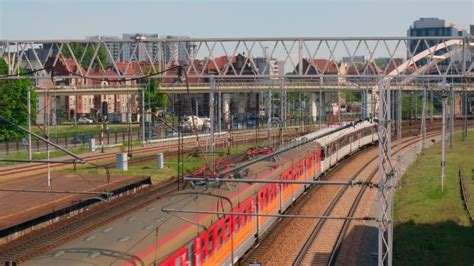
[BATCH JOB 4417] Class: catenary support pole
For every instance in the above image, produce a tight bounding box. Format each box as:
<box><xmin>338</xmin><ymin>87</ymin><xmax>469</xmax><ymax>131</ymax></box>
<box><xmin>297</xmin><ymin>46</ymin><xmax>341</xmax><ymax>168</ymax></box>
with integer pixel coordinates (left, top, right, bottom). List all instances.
<box><xmin>396</xmin><ymin>89</ymin><xmax>402</xmax><ymax>187</ymax></box>
<box><xmin>430</xmin><ymin>88</ymin><xmax>434</xmax><ymax>126</ymax></box>
<box><xmin>267</xmin><ymin>89</ymin><xmax>272</xmax><ymax>146</ymax></box>
<box><xmin>462</xmin><ymin>86</ymin><xmax>467</xmax><ymax>141</ymax></box>
<box><xmin>421</xmin><ymin>87</ymin><xmax>427</xmax><ymax>150</ymax></box>
<box><xmin>377</xmin><ymin>79</ymin><xmax>393</xmax><ymax>266</ymax></box>
<box><xmin>141</xmin><ymin>88</ymin><xmax>146</xmax><ymax>146</ymax></box>
<box><xmin>209</xmin><ymin>78</ymin><xmax>215</xmax><ymax>172</ymax></box>
<box><xmin>441</xmin><ymin>80</ymin><xmax>448</xmax><ymax>192</ymax></box>
<box><xmin>449</xmin><ymin>84</ymin><xmax>454</xmax><ymax>149</ymax></box>
<box><xmin>319</xmin><ymin>89</ymin><xmax>323</xmax><ymax>129</ymax></box>
<box><xmin>27</xmin><ymin>87</ymin><xmax>32</xmax><ymax>161</ymax></box>
<box><xmin>45</xmin><ymin>89</ymin><xmax>51</xmax><ymax>187</ymax></box>
<box><xmin>218</xmin><ymin>89</ymin><xmax>222</xmax><ymax>133</ymax></box>
<box><xmin>279</xmin><ymin>79</ymin><xmax>285</xmax><ymax>146</ymax></box>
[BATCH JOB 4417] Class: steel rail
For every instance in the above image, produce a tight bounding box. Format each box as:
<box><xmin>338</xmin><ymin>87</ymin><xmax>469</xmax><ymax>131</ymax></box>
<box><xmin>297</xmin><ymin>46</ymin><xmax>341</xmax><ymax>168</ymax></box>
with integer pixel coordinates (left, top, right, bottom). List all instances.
<box><xmin>293</xmin><ymin>131</ymin><xmax>441</xmax><ymax>265</ymax></box>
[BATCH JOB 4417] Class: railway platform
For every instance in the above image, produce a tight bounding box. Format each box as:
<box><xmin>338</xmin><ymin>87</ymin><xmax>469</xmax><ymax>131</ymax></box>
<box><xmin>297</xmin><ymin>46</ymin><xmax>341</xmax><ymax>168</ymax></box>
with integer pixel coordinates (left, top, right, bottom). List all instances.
<box><xmin>0</xmin><ymin>172</ymin><xmax>151</xmax><ymax>244</ymax></box>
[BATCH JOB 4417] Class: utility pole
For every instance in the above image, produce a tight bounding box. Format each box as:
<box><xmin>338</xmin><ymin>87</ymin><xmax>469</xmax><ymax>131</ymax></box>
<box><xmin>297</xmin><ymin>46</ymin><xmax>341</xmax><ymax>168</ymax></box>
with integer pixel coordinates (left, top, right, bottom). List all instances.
<box><xmin>421</xmin><ymin>87</ymin><xmax>427</xmax><ymax>150</ymax></box>
<box><xmin>27</xmin><ymin>87</ymin><xmax>32</xmax><ymax>161</ymax></box>
<box><xmin>441</xmin><ymin>80</ymin><xmax>448</xmax><ymax>192</ymax></box>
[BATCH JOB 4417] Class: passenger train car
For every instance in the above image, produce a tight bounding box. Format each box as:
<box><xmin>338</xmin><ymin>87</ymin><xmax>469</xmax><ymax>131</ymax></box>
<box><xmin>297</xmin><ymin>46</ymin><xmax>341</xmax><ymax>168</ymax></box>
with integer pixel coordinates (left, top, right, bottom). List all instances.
<box><xmin>26</xmin><ymin>121</ymin><xmax>377</xmax><ymax>266</ymax></box>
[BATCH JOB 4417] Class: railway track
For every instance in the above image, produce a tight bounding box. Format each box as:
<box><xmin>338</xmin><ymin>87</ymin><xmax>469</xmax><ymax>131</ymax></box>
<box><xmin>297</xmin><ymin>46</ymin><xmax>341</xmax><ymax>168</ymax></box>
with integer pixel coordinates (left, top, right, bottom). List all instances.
<box><xmin>0</xmin><ymin>152</ymin><xmax>244</xmax><ymax>263</ymax></box>
<box><xmin>1</xmin><ymin>121</ymin><xmax>471</xmax><ymax>263</ymax></box>
<box><xmin>244</xmin><ymin>122</ymin><xmax>471</xmax><ymax>265</ymax></box>
<box><xmin>1</xmin><ymin>127</ymin><xmax>305</xmax><ymax>177</ymax></box>
<box><xmin>293</xmin><ymin>131</ymin><xmax>440</xmax><ymax>265</ymax></box>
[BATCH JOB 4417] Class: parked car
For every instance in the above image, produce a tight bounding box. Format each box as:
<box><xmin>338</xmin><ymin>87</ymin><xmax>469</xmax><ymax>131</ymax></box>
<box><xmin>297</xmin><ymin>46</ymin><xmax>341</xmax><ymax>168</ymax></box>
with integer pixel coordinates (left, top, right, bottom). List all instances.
<box><xmin>78</xmin><ymin>117</ymin><xmax>94</xmax><ymax>124</ymax></box>
<box><xmin>71</xmin><ymin>134</ymin><xmax>92</xmax><ymax>144</ymax></box>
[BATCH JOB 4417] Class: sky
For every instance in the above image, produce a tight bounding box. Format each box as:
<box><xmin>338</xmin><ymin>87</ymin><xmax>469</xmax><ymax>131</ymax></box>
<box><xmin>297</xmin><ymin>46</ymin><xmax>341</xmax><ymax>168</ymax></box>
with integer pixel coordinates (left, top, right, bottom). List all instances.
<box><xmin>0</xmin><ymin>0</ymin><xmax>473</xmax><ymax>40</ymax></box>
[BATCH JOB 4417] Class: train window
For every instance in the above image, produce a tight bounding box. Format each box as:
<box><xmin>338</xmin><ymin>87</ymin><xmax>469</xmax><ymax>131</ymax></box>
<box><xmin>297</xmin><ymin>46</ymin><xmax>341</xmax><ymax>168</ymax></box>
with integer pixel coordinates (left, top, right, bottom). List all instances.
<box><xmin>175</xmin><ymin>257</ymin><xmax>181</xmax><ymax>266</ymax></box>
<box><xmin>235</xmin><ymin>214</ymin><xmax>240</xmax><ymax>230</ymax></box>
<box><xmin>217</xmin><ymin>227</ymin><xmax>223</xmax><ymax>247</ymax></box>
<box><xmin>208</xmin><ymin>235</ymin><xmax>213</xmax><ymax>255</ymax></box>
<box><xmin>225</xmin><ymin>218</ymin><xmax>231</xmax><ymax>238</ymax></box>
<box><xmin>200</xmin><ymin>238</ymin><xmax>206</xmax><ymax>259</ymax></box>
<box><xmin>187</xmin><ymin>243</ymin><xmax>194</xmax><ymax>266</ymax></box>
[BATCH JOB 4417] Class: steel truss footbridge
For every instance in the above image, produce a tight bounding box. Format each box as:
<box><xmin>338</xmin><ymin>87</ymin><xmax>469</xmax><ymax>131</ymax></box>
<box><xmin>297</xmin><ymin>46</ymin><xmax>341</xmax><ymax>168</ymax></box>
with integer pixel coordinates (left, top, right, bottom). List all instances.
<box><xmin>1</xmin><ymin>36</ymin><xmax>474</xmax><ymax>266</ymax></box>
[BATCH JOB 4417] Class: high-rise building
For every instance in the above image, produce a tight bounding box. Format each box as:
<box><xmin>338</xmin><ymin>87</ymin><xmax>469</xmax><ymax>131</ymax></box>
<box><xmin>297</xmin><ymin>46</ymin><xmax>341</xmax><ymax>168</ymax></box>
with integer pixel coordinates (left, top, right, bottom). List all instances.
<box><xmin>254</xmin><ymin>57</ymin><xmax>284</xmax><ymax>78</ymax></box>
<box><xmin>407</xmin><ymin>18</ymin><xmax>469</xmax><ymax>66</ymax></box>
<box><xmin>163</xmin><ymin>35</ymin><xmax>195</xmax><ymax>65</ymax></box>
<box><xmin>122</xmin><ymin>33</ymin><xmax>160</xmax><ymax>62</ymax></box>
<box><xmin>86</xmin><ymin>35</ymin><xmax>121</xmax><ymax>61</ymax></box>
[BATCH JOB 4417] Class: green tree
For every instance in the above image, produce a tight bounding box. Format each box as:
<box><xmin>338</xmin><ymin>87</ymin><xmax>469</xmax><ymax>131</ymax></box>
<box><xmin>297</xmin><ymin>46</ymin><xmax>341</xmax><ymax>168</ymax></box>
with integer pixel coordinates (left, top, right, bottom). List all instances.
<box><xmin>401</xmin><ymin>92</ymin><xmax>439</xmax><ymax>120</ymax></box>
<box><xmin>145</xmin><ymin>78</ymin><xmax>168</xmax><ymax>115</ymax></box>
<box><xmin>62</xmin><ymin>43</ymin><xmax>109</xmax><ymax>68</ymax></box>
<box><xmin>0</xmin><ymin>58</ymin><xmax>36</xmax><ymax>142</ymax></box>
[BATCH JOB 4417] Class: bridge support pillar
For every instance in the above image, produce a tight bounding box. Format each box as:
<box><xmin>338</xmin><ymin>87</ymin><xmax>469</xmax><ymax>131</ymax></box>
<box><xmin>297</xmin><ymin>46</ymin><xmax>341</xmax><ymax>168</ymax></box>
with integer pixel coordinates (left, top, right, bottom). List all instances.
<box><xmin>361</xmin><ymin>89</ymin><xmax>368</xmax><ymax>120</ymax></box>
<box><xmin>319</xmin><ymin>91</ymin><xmax>327</xmax><ymax>125</ymax></box>
<box><xmin>222</xmin><ymin>93</ymin><xmax>231</xmax><ymax>123</ymax></box>
<box><xmin>367</xmin><ymin>90</ymin><xmax>374</xmax><ymax>119</ymax></box>
<box><xmin>309</xmin><ymin>93</ymin><xmax>318</xmax><ymax>122</ymax></box>
<box><xmin>237</xmin><ymin>93</ymin><xmax>246</xmax><ymax>115</ymax></box>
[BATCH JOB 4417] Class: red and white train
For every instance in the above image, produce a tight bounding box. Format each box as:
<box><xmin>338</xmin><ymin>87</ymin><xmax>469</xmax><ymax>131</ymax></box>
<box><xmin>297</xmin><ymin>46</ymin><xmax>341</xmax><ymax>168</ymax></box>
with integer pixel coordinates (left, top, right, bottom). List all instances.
<box><xmin>26</xmin><ymin>121</ymin><xmax>377</xmax><ymax>266</ymax></box>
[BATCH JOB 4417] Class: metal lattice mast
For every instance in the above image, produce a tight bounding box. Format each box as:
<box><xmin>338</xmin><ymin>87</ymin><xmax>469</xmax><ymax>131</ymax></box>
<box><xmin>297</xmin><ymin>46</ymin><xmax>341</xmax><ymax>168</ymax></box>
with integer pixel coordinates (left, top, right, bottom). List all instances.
<box><xmin>421</xmin><ymin>87</ymin><xmax>427</xmax><ymax>150</ymax></box>
<box><xmin>377</xmin><ymin>79</ymin><xmax>393</xmax><ymax>266</ymax></box>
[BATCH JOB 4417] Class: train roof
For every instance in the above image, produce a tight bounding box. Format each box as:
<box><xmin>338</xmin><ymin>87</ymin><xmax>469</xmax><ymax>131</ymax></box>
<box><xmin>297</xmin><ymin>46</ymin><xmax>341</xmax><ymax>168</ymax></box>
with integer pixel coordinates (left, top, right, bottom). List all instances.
<box><xmin>303</xmin><ymin>121</ymin><xmax>376</xmax><ymax>147</ymax></box>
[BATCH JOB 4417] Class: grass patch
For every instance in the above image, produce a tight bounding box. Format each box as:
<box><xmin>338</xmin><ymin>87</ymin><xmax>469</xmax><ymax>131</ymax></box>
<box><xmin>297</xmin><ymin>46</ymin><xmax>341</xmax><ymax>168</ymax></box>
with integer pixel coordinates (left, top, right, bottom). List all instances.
<box><xmin>394</xmin><ymin>130</ymin><xmax>474</xmax><ymax>265</ymax></box>
<box><xmin>0</xmin><ymin>146</ymin><xmax>89</xmax><ymax>167</ymax></box>
<box><xmin>31</xmin><ymin>124</ymin><xmax>140</xmax><ymax>138</ymax></box>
